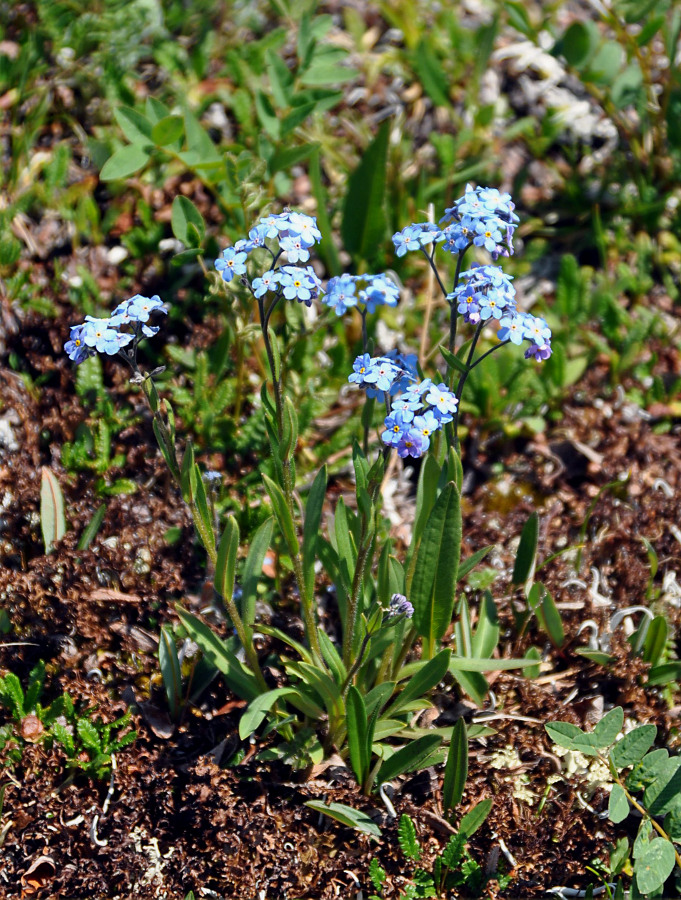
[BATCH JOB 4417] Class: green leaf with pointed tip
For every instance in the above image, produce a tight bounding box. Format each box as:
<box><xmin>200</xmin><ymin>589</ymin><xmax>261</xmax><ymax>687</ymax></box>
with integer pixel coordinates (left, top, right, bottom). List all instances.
<box><xmin>512</xmin><ymin>512</ymin><xmax>538</xmax><ymax>588</ymax></box>
<box><xmin>609</xmin><ymin>783</ymin><xmax>630</xmax><ymax>824</ymax></box>
<box><xmin>304</xmin><ymin>800</ymin><xmax>381</xmax><ymax>838</ymax></box>
<box><xmin>341</xmin><ymin>120</ymin><xmax>389</xmax><ymax>262</ymax></box>
<box><xmin>239</xmin><ymin>688</ymin><xmax>293</xmax><ymax>740</ymax></box>
<box><xmin>442</xmin><ymin>718</ymin><xmax>468</xmax><ymax>815</ymax></box>
<box><xmin>411</xmin><ymin>482</ymin><xmax>461</xmax><ymax>646</ymax></box>
<box><xmin>215</xmin><ymin>516</ymin><xmax>239</xmax><ymax>605</ymax></box>
<box><xmin>176</xmin><ymin>607</ymin><xmax>259</xmax><ymax>702</ymax></box>
<box><xmin>41</xmin><ymin>467</ymin><xmax>66</xmax><ymax>554</ymax></box>
<box><xmin>458</xmin><ymin>798</ymin><xmax>493</xmax><ymax>838</ymax></box>
<box><xmin>346</xmin><ymin>686</ymin><xmax>369</xmax><ymax>784</ymax></box>
<box><xmin>171</xmin><ymin>195</ymin><xmax>205</xmax><ymax>246</ymax></box>
<box><xmin>459</xmin><ymin>545</ymin><xmax>495</xmax><ymax>582</ymax></box>
<box><xmin>100</xmin><ymin>145</ymin><xmax>151</xmax><ymax>181</ymax></box>
<box><xmin>385</xmin><ymin>650</ymin><xmax>450</xmax><ymax>718</ymax></box>
<box><xmin>377</xmin><ymin>734</ymin><xmax>442</xmax><ymax>785</ymax></box>
<box><xmin>159</xmin><ymin>625</ymin><xmax>182</xmax><ymax>721</ymax></box>
<box><xmin>439</xmin><ymin>344</ymin><xmax>468</xmax><ymax>376</ymax></box>
<box><xmin>262</xmin><ymin>473</ymin><xmax>299</xmax><ymax>556</ymax></box>
<box><xmin>241</xmin><ymin>517</ymin><xmax>274</xmax><ymax>628</ymax></box>
<box><xmin>113</xmin><ymin>106</ymin><xmax>153</xmax><ymax>143</ymax></box>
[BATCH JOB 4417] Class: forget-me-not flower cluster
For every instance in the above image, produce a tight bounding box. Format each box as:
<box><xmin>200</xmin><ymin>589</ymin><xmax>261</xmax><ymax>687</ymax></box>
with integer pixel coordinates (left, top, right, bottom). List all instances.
<box><xmin>349</xmin><ymin>352</ymin><xmax>459</xmax><ymax>459</ymax></box>
<box><xmin>64</xmin><ymin>294</ymin><xmax>166</xmax><ymax>365</ymax></box>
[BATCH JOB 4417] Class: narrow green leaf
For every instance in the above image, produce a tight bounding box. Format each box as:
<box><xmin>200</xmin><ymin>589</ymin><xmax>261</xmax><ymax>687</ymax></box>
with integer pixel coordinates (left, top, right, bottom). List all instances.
<box><xmin>262</xmin><ymin>473</ymin><xmax>299</xmax><ymax>556</ymax></box>
<box><xmin>159</xmin><ymin>625</ymin><xmax>182</xmax><ymax>720</ymax></box>
<box><xmin>346</xmin><ymin>686</ymin><xmax>369</xmax><ymax>784</ymax></box>
<box><xmin>608</xmin><ymin>783</ymin><xmax>630</xmax><ymax>824</ymax></box>
<box><xmin>304</xmin><ymin>800</ymin><xmax>381</xmax><ymax>838</ymax></box>
<box><xmin>512</xmin><ymin>511</ymin><xmax>538</xmax><ymax>587</ymax></box>
<box><xmin>642</xmin><ymin>616</ymin><xmax>667</xmax><ymax>665</ymax></box>
<box><xmin>458</xmin><ymin>798</ymin><xmax>493</xmax><ymax>838</ymax></box>
<box><xmin>533</xmin><ymin>584</ymin><xmax>565</xmax><ymax>648</ymax></box>
<box><xmin>647</xmin><ymin>662</ymin><xmax>681</xmax><ymax>685</ymax></box>
<box><xmin>449</xmin><ymin>655</ymin><xmax>539</xmax><ymax>672</ymax></box>
<box><xmin>341</xmin><ymin>120</ymin><xmax>389</xmax><ymax>262</ymax></box>
<box><xmin>239</xmin><ymin>688</ymin><xmax>292</xmax><ymax>740</ymax></box>
<box><xmin>471</xmin><ymin>591</ymin><xmax>500</xmax><ymax>658</ymax></box>
<box><xmin>241</xmin><ymin>518</ymin><xmax>274</xmax><ymax>628</ymax></box>
<box><xmin>40</xmin><ymin>467</ymin><xmax>66</xmax><ymax>553</ymax></box>
<box><xmin>377</xmin><ymin>734</ymin><xmax>442</xmax><ymax>785</ymax></box>
<box><xmin>439</xmin><ymin>344</ymin><xmax>468</xmax><ymax>376</ymax></box>
<box><xmin>215</xmin><ymin>516</ymin><xmax>239</xmax><ymax>604</ymax></box>
<box><xmin>191</xmin><ymin>466</ymin><xmax>216</xmax><ymax>562</ymax></box>
<box><xmin>442</xmin><ymin>718</ymin><xmax>468</xmax><ymax>814</ymax></box>
<box><xmin>385</xmin><ymin>649</ymin><xmax>450</xmax><ymax>718</ymax></box>
<box><xmin>458</xmin><ymin>545</ymin><xmax>495</xmax><ymax>582</ymax></box>
<box><xmin>100</xmin><ymin>144</ymin><xmax>150</xmax><ymax>181</ymax></box>
<box><xmin>176</xmin><ymin>607</ymin><xmax>259</xmax><ymax>701</ymax></box>
<box><xmin>411</xmin><ymin>483</ymin><xmax>461</xmax><ymax>645</ymax></box>
<box><xmin>413</xmin><ymin>38</ymin><xmax>449</xmax><ymax>106</ymax></box>
<box><xmin>406</xmin><ymin>453</ymin><xmax>441</xmax><ymax>572</ymax></box>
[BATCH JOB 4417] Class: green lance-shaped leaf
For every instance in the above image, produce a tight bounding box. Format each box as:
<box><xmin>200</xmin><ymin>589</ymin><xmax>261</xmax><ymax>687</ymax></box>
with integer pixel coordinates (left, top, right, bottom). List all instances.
<box><xmin>280</xmin><ymin>396</ymin><xmax>299</xmax><ymax>462</ymax></box>
<box><xmin>635</xmin><ymin>838</ymin><xmax>676</xmax><ymax>895</ymax></box>
<box><xmin>176</xmin><ymin>607</ymin><xmax>259</xmax><ymax>702</ymax></box>
<box><xmin>471</xmin><ymin>591</ymin><xmax>499</xmax><ymax>659</ymax></box>
<box><xmin>215</xmin><ymin>515</ymin><xmax>239</xmax><ymax>604</ymax></box>
<box><xmin>642</xmin><ymin>616</ymin><xmax>668</xmax><ymax>666</ymax></box>
<box><xmin>77</xmin><ymin>503</ymin><xmax>106</xmax><ymax>551</ymax></box>
<box><xmin>100</xmin><ymin>144</ymin><xmax>151</xmax><ymax>181</ymax></box>
<box><xmin>241</xmin><ymin>517</ymin><xmax>274</xmax><ymax>628</ymax></box>
<box><xmin>158</xmin><ymin>625</ymin><xmax>182</xmax><ymax>721</ymax></box>
<box><xmin>512</xmin><ymin>511</ymin><xmax>538</xmax><ymax>589</ymax></box>
<box><xmin>171</xmin><ymin>195</ymin><xmax>205</xmax><ymax>247</ymax></box>
<box><xmin>304</xmin><ymin>800</ymin><xmax>381</xmax><ymax>838</ymax></box>
<box><xmin>346</xmin><ymin>686</ymin><xmax>369</xmax><ymax>785</ymax></box>
<box><xmin>385</xmin><ymin>649</ymin><xmax>451</xmax><ymax>718</ymax></box>
<box><xmin>341</xmin><ymin>119</ymin><xmax>389</xmax><ymax>263</ymax></box>
<box><xmin>180</xmin><ymin>442</ymin><xmax>196</xmax><ymax>504</ymax></box>
<box><xmin>442</xmin><ymin>717</ymin><xmax>468</xmax><ymax>815</ymax></box>
<box><xmin>377</xmin><ymin>733</ymin><xmax>442</xmax><ymax>785</ymax></box>
<box><xmin>406</xmin><ymin>453</ymin><xmax>441</xmax><ymax>572</ymax></box>
<box><xmin>458</xmin><ymin>545</ymin><xmax>495</xmax><ymax>582</ymax></box>
<box><xmin>40</xmin><ymin>467</ymin><xmax>67</xmax><ymax>554</ymax></box>
<box><xmin>191</xmin><ymin>464</ymin><xmax>217</xmax><ymax>563</ymax></box>
<box><xmin>113</xmin><ymin>106</ymin><xmax>153</xmax><ymax>143</ymax></box>
<box><xmin>411</xmin><ymin>482</ymin><xmax>462</xmax><ymax>647</ymax></box>
<box><xmin>262</xmin><ymin>473</ymin><xmax>299</xmax><ymax>557</ymax></box>
<box><xmin>239</xmin><ymin>687</ymin><xmax>294</xmax><ymax>740</ymax></box>
<box><xmin>439</xmin><ymin>344</ymin><xmax>468</xmax><ymax>376</ymax></box>
<box><xmin>530</xmin><ymin>583</ymin><xmax>565</xmax><ymax>648</ymax></box>
<box><xmin>458</xmin><ymin>798</ymin><xmax>493</xmax><ymax>838</ymax></box>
